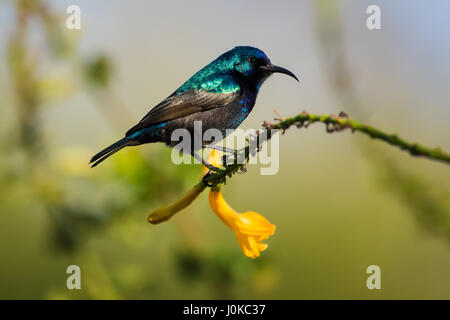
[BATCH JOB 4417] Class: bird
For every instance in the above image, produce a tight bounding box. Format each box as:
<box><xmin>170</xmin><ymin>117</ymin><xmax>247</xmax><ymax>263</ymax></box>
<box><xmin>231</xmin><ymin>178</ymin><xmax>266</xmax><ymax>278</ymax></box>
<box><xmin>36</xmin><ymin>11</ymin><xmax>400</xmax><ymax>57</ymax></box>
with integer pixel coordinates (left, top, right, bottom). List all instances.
<box><xmin>90</xmin><ymin>46</ymin><xmax>298</xmax><ymax>170</ymax></box>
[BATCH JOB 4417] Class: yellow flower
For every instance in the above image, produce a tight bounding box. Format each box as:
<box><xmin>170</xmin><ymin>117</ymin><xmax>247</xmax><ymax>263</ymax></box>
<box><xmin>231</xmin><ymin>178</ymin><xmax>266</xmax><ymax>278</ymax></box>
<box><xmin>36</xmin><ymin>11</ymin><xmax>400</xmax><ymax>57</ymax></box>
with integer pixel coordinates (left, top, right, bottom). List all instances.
<box><xmin>148</xmin><ymin>183</ymin><xmax>206</xmax><ymax>224</ymax></box>
<box><xmin>200</xmin><ymin>148</ymin><xmax>223</xmax><ymax>178</ymax></box>
<box><xmin>148</xmin><ymin>149</ymin><xmax>276</xmax><ymax>259</ymax></box>
<box><xmin>208</xmin><ymin>187</ymin><xmax>275</xmax><ymax>259</ymax></box>
<box><xmin>205</xmin><ymin>150</ymin><xmax>276</xmax><ymax>259</ymax></box>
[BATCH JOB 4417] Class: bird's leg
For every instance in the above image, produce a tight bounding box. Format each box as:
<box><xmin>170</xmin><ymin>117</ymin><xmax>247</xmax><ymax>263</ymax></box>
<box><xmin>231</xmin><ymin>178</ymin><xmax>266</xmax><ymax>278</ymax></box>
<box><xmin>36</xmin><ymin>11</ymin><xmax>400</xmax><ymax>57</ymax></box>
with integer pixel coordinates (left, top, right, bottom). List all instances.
<box><xmin>204</xmin><ymin>145</ymin><xmax>239</xmax><ymax>167</ymax></box>
<box><xmin>201</xmin><ymin>171</ymin><xmax>214</xmax><ymax>187</ymax></box>
<box><xmin>205</xmin><ymin>145</ymin><xmax>236</xmax><ymax>155</ymax></box>
<box><xmin>191</xmin><ymin>151</ymin><xmax>222</xmax><ymax>172</ymax></box>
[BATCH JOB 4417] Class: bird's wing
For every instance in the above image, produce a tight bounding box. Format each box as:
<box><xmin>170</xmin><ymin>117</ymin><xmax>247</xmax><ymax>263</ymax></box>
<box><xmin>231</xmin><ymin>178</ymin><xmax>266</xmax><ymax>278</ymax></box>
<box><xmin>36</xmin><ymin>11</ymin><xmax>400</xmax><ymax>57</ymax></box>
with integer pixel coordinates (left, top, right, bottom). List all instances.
<box><xmin>126</xmin><ymin>73</ymin><xmax>240</xmax><ymax>137</ymax></box>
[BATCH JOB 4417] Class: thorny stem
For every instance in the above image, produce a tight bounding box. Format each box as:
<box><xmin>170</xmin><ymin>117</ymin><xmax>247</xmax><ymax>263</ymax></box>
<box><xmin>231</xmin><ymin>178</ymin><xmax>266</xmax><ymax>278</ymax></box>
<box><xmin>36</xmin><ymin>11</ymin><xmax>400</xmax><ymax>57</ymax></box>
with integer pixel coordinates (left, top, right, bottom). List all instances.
<box><xmin>202</xmin><ymin>111</ymin><xmax>450</xmax><ymax>188</ymax></box>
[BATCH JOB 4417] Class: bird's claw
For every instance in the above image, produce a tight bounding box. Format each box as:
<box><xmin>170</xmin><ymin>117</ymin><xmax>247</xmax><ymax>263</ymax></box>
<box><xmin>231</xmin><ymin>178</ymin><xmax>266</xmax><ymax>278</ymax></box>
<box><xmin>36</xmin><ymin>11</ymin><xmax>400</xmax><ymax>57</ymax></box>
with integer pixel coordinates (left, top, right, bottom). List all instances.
<box><xmin>202</xmin><ymin>171</ymin><xmax>215</xmax><ymax>187</ymax></box>
<box><xmin>203</xmin><ymin>162</ymin><xmax>223</xmax><ymax>173</ymax></box>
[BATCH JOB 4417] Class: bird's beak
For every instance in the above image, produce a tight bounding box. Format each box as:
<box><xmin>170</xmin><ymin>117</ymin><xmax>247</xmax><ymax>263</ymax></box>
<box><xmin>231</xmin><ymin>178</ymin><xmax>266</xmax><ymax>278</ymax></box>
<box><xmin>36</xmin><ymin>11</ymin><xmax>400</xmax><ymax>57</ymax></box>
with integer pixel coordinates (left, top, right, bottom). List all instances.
<box><xmin>261</xmin><ymin>64</ymin><xmax>299</xmax><ymax>82</ymax></box>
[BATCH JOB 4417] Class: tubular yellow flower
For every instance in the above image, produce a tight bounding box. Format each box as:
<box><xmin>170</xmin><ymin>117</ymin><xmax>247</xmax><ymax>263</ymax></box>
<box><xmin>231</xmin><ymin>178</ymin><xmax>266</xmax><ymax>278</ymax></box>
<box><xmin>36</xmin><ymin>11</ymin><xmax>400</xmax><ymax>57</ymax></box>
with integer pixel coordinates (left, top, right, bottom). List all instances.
<box><xmin>148</xmin><ymin>182</ymin><xmax>206</xmax><ymax>224</ymax></box>
<box><xmin>209</xmin><ymin>188</ymin><xmax>275</xmax><ymax>259</ymax></box>
<box><xmin>148</xmin><ymin>149</ymin><xmax>276</xmax><ymax>259</ymax></box>
<box><xmin>204</xmin><ymin>149</ymin><xmax>276</xmax><ymax>259</ymax></box>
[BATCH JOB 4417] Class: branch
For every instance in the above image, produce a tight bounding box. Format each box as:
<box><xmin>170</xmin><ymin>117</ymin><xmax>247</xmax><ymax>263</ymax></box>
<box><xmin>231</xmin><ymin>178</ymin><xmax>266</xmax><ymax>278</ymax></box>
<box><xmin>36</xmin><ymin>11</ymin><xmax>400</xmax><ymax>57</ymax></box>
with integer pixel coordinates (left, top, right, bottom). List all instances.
<box><xmin>202</xmin><ymin>111</ymin><xmax>450</xmax><ymax>188</ymax></box>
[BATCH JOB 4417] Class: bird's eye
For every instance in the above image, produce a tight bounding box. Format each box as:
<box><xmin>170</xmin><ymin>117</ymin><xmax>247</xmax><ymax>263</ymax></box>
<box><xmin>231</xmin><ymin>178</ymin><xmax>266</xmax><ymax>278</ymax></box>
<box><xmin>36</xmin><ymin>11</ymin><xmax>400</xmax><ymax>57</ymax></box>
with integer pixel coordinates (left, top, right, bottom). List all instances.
<box><xmin>249</xmin><ymin>56</ymin><xmax>257</xmax><ymax>64</ymax></box>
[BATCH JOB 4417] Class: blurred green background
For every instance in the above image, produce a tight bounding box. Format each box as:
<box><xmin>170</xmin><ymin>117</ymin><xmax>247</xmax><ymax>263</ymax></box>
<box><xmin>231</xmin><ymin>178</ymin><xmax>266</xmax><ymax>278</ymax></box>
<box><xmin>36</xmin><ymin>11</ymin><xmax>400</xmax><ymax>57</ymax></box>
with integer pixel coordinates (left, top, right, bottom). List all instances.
<box><xmin>0</xmin><ymin>0</ymin><xmax>449</xmax><ymax>299</ymax></box>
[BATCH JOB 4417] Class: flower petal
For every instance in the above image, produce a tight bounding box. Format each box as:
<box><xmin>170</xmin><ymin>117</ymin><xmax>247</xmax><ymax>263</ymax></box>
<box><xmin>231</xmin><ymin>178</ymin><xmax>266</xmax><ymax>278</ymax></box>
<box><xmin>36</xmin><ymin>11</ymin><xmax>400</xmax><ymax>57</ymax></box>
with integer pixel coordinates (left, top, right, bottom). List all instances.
<box><xmin>208</xmin><ymin>187</ymin><xmax>275</xmax><ymax>259</ymax></box>
<box><xmin>236</xmin><ymin>233</ymin><xmax>260</xmax><ymax>259</ymax></box>
<box><xmin>234</xmin><ymin>211</ymin><xmax>276</xmax><ymax>236</ymax></box>
<box><xmin>208</xmin><ymin>188</ymin><xmax>237</xmax><ymax>229</ymax></box>
<box><xmin>200</xmin><ymin>149</ymin><xmax>223</xmax><ymax>178</ymax></box>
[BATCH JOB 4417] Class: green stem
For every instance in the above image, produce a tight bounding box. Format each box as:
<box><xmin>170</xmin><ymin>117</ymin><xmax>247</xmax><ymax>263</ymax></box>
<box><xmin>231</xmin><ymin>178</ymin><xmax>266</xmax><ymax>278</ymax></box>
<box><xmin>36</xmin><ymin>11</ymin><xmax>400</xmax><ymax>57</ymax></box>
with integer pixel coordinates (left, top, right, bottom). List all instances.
<box><xmin>271</xmin><ymin>112</ymin><xmax>450</xmax><ymax>164</ymax></box>
<box><xmin>203</xmin><ymin>111</ymin><xmax>450</xmax><ymax>188</ymax></box>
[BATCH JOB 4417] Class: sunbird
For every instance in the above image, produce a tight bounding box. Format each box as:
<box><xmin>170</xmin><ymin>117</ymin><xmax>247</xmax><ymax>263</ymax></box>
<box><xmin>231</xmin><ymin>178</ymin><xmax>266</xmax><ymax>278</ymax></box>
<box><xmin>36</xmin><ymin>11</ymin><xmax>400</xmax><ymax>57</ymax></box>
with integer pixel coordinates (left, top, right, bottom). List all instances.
<box><xmin>90</xmin><ymin>46</ymin><xmax>298</xmax><ymax>170</ymax></box>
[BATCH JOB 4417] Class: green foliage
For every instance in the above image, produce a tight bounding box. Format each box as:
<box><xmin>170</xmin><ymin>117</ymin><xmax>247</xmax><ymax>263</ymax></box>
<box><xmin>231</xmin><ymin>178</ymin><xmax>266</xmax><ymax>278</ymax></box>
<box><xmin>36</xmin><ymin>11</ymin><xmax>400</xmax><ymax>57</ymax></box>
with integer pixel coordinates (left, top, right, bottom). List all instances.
<box><xmin>84</xmin><ymin>55</ymin><xmax>113</xmax><ymax>88</ymax></box>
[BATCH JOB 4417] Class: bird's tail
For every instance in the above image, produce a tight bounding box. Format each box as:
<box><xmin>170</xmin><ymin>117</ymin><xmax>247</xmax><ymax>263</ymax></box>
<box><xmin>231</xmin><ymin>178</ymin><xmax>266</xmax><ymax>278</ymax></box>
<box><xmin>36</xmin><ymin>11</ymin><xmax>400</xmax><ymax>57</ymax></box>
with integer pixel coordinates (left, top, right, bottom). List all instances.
<box><xmin>90</xmin><ymin>137</ymin><xmax>134</xmax><ymax>168</ymax></box>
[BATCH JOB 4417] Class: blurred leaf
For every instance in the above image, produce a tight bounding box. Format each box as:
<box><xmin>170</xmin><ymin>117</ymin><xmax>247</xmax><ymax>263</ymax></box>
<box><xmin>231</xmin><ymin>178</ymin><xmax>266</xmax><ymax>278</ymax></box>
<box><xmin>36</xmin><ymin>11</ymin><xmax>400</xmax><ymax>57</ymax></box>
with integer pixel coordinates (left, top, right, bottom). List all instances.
<box><xmin>36</xmin><ymin>75</ymin><xmax>76</xmax><ymax>104</ymax></box>
<box><xmin>84</xmin><ymin>55</ymin><xmax>113</xmax><ymax>88</ymax></box>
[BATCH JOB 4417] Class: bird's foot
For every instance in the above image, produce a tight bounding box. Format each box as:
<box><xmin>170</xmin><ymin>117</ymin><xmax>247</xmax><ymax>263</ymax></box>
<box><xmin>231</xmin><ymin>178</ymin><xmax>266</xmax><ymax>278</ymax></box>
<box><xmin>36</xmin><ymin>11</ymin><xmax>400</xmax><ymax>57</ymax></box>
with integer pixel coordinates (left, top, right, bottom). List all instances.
<box><xmin>202</xmin><ymin>171</ymin><xmax>215</xmax><ymax>187</ymax></box>
<box><xmin>200</xmin><ymin>157</ymin><xmax>224</xmax><ymax>172</ymax></box>
<box><xmin>192</xmin><ymin>151</ymin><xmax>224</xmax><ymax>172</ymax></box>
<box><xmin>205</xmin><ymin>145</ymin><xmax>235</xmax><ymax>155</ymax></box>
<box><xmin>202</xmin><ymin>162</ymin><xmax>227</xmax><ymax>187</ymax></box>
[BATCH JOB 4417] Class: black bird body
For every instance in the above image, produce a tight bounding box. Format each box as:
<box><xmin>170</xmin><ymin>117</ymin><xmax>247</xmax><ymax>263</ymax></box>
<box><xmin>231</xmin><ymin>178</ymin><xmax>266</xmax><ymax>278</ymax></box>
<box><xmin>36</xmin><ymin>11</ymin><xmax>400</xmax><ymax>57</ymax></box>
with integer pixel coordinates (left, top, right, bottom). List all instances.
<box><xmin>131</xmin><ymin>88</ymin><xmax>257</xmax><ymax>148</ymax></box>
<box><xmin>90</xmin><ymin>46</ymin><xmax>298</xmax><ymax>168</ymax></box>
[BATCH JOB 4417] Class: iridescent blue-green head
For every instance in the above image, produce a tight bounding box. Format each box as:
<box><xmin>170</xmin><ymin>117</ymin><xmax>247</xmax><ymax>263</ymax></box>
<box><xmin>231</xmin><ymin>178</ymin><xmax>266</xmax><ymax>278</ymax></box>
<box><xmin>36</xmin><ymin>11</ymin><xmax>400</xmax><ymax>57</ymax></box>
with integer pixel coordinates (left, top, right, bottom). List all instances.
<box><xmin>214</xmin><ymin>46</ymin><xmax>299</xmax><ymax>90</ymax></box>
